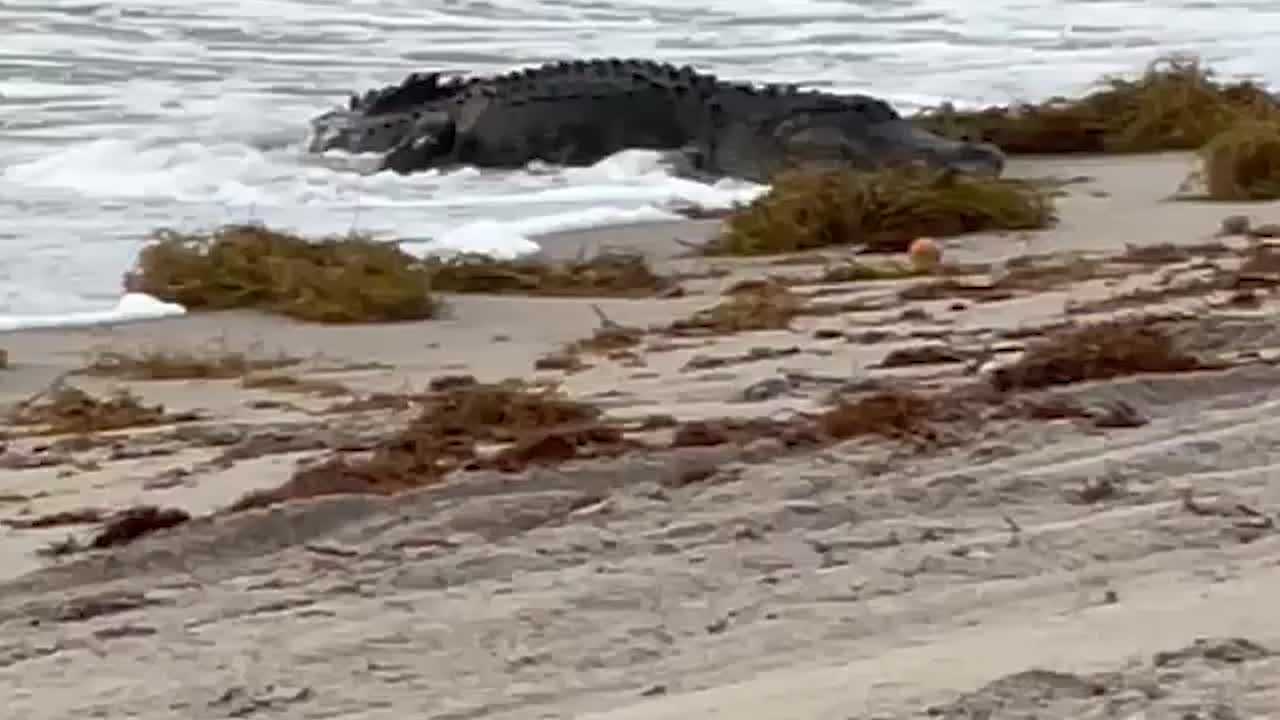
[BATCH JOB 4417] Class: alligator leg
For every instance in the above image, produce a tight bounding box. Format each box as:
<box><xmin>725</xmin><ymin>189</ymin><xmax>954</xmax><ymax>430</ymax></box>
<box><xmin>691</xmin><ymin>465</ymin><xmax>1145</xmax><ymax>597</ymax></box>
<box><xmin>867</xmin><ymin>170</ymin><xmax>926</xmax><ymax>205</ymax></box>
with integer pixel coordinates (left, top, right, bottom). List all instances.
<box><xmin>664</xmin><ymin>143</ymin><xmax>720</xmax><ymax>184</ymax></box>
<box><xmin>861</xmin><ymin>119</ymin><xmax>1006</xmax><ymax>177</ymax></box>
<box><xmin>703</xmin><ymin>109</ymin><xmax>1006</xmax><ymax>183</ymax></box>
<box><xmin>383</xmin><ymin>134</ymin><xmax>442</xmax><ymax>175</ymax></box>
<box><xmin>380</xmin><ymin>111</ymin><xmax>456</xmax><ymax>174</ymax></box>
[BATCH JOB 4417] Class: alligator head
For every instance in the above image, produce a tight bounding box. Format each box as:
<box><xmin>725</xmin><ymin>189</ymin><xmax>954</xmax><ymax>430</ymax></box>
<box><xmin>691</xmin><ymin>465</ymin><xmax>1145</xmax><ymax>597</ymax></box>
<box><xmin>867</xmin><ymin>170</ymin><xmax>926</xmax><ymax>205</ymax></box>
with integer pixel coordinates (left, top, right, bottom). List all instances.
<box><xmin>308</xmin><ymin>108</ymin><xmax>459</xmax><ymax>159</ymax></box>
<box><xmin>682</xmin><ymin>96</ymin><xmax>1005</xmax><ymax>183</ymax></box>
<box><xmin>307</xmin><ymin>71</ymin><xmax>468</xmax><ymax>157</ymax></box>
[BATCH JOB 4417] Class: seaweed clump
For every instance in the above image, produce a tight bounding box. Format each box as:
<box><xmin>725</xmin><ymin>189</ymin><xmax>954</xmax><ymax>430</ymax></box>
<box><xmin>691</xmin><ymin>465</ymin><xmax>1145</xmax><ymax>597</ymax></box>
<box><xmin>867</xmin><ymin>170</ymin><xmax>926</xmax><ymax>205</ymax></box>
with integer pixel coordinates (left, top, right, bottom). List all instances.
<box><xmin>80</xmin><ymin>346</ymin><xmax>300</xmax><ymax>380</ymax></box>
<box><xmin>666</xmin><ymin>280</ymin><xmax>803</xmax><ymax>336</ymax></box>
<box><xmin>424</xmin><ymin>251</ymin><xmax>675</xmax><ymax>297</ymax></box>
<box><xmin>816</xmin><ymin>260</ymin><xmax>922</xmax><ymax>283</ymax></box>
<box><xmin>30</xmin><ymin>505</ymin><xmax>193</xmax><ymax>557</ymax></box>
<box><xmin>915</xmin><ymin>55</ymin><xmax>1280</xmax><ymax>155</ymax></box>
<box><xmin>7</xmin><ymin>386</ymin><xmax>177</xmax><ymax>436</ymax></box>
<box><xmin>90</xmin><ymin>506</ymin><xmax>192</xmax><ymax>549</ymax></box>
<box><xmin>711</xmin><ymin>167</ymin><xmax>1054</xmax><ymax>256</ymax></box>
<box><xmin>991</xmin><ymin>318</ymin><xmax>1211</xmax><ymax>391</ymax></box>
<box><xmin>239</xmin><ymin>372</ymin><xmax>351</xmax><ymax>397</ymax></box>
<box><xmin>226</xmin><ymin>378</ymin><xmax>624</xmax><ymax>512</ymax></box>
<box><xmin>127</xmin><ymin>223</ymin><xmax>439</xmax><ymax>323</ymax></box>
<box><xmin>817</xmin><ymin>388</ymin><xmax>941</xmax><ymax>443</ymax></box>
<box><xmin>1197</xmin><ymin>119</ymin><xmax>1280</xmax><ymax>201</ymax></box>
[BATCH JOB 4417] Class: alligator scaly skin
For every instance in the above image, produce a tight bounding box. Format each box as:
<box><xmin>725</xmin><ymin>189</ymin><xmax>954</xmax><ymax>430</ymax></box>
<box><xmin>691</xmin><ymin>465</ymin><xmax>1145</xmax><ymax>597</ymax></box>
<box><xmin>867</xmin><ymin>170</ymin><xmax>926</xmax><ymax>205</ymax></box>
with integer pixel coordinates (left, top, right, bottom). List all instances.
<box><xmin>307</xmin><ymin>58</ymin><xmax>1005</xmax><ymax>182</ymax></box>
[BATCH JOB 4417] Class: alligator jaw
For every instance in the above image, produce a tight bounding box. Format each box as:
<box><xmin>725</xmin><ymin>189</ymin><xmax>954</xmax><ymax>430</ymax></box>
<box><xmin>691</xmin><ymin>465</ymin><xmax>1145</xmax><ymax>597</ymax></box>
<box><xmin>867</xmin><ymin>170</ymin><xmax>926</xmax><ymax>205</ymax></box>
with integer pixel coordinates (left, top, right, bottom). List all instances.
<box><xmin>308</xmin><ymin>108</ymin><xmax>433</xmax><ymax>158</ymax></box>
<box><xmin>307</xmin><ymin>111</ymin><xmax>350</xmax><ymax>153</ymax></box>
<box><xmin>307</xmin><ymin>108</ymin><xmax>379</xmax><ymax>154</ymax></box>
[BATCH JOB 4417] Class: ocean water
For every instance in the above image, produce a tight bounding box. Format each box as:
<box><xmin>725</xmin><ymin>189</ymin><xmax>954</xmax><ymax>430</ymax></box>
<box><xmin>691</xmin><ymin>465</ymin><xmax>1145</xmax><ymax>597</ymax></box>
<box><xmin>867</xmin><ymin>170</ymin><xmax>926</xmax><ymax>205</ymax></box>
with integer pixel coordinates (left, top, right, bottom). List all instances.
<box><xmin>2</xmin><ymin>0</ymin><xmax>1279</xmax><ymax>328</ymax></box>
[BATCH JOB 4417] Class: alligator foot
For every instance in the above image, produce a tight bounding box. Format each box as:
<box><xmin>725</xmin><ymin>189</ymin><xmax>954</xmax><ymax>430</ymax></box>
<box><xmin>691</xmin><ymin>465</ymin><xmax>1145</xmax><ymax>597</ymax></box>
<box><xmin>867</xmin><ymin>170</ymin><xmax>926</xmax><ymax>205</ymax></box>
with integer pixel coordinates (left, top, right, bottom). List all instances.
<box><xmin>379</xmin><ymin>111</ymin><xmax>456</xmax><ymax>174</ymax></box>
<box><xmin>663</xmin><ymin>144</ymin><xmax>723</xmax><ymax>184</ymax></box>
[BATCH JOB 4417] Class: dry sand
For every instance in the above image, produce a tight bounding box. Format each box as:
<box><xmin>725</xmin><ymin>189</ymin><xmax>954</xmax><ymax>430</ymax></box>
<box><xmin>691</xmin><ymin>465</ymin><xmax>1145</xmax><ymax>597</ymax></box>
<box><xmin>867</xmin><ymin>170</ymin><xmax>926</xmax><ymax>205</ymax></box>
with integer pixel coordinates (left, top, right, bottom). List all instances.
<box><xmin>3</xmin><ymin>153</ymin><xmax>1280</xmax><ymax>719</ymax></box>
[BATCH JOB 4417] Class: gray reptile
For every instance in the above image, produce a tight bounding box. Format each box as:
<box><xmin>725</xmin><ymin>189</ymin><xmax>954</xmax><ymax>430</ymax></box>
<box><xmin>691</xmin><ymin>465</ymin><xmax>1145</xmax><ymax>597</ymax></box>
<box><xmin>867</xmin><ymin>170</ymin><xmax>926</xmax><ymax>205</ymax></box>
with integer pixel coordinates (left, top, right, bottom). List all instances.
<box><xmin>307</xmin><ymin>58</ymin><xmax>1005</xmax><ymax>183</ymax></box>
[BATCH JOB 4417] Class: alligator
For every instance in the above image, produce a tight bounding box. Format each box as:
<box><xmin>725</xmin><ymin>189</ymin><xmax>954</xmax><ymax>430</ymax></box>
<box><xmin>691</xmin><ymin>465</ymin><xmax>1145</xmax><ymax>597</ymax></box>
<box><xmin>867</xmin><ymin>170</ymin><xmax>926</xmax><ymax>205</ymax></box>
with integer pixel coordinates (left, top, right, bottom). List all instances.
<box><xmin>306</xmin><ymin>58</ymin><xmax>1005</xmax><ymax>183</ymax></box>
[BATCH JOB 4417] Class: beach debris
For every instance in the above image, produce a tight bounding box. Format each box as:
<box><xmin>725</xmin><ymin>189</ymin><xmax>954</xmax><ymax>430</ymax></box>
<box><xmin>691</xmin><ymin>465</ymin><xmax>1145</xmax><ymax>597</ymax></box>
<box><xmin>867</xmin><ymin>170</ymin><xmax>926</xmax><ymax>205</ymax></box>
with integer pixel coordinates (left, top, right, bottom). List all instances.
<box><xmin>708</xmin><ymin>166</ymin><xmax>1054</xmax><ymax>256</ymax></box>
<box><xmin>909</xmin><ymin>237</ymin><xmax>943</xmax><ymax>272</ymax></box>
<box><xmin>990</xmin><ymin>318</ymin><xmax>1213</xmax><ymax>392</ymax></box>
<box><xmin>223</xmin><ymin>379</ymin><xmax>613</xmax><ymax>512</ymax></box>
<box><xmin>79</xmin><ymin>345</ymin><xmax>301</xmax><ymax>381</ymax></box>
<box><xmin>127</xmin><ymin>223</ymin><xmax>440</xmax><ymax>323</ymax></box>
<box><xmin>7</xmin><ymin>384</ymin><xmax>182</xmax><ymax>436</ymax></box>
<box><xmin>90</xmin><ymin>506</ymin><xmax>192</xmax><ymax>549</ymax></box>
<box><xmin>1219</xmin><ymin>214</ymin><xmax>1252</xmax><ymax>236</ymax></box>
<box><xmin>914</xmin><ymin>54</ymin><xmax>1279</xmax><ymax>155</ymax></box>
<box><xmin>1198</xmin><ymin>119</ymin><xmax>1280</xmax><ymax>201</ymax></box>
<box><xmin>424</xmin><ymin>249</ymin><xmax>676</xmax><ymax>298</ymax></box>
<box><xmin>666</xmin><ymin>281</ymin><xmax>801</xmax><ymax>336</ymax></box>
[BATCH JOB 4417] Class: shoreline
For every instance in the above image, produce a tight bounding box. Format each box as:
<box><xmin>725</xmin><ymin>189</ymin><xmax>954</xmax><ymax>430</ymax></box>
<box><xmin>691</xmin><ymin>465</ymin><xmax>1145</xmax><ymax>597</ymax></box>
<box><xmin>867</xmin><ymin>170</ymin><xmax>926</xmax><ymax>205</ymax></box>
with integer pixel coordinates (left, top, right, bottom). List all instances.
<box><xmin>5</xmin><ymin>48</ymin><xmax>1280</xmax><ymax>330</ymax></box>
<box><xmin>0</xmin><ymin>215</ymin><xmax>725</xmax><ymax>336</ymax></box>
<box><xmin>0</xmin><ymin>149</ymin><xmax>1250</xmax><ymax>337</ymax></box>
<box><xmin>3</xmin><ymin>151</ymin><xmax>1280</xmax><ymax>718</ymax></box>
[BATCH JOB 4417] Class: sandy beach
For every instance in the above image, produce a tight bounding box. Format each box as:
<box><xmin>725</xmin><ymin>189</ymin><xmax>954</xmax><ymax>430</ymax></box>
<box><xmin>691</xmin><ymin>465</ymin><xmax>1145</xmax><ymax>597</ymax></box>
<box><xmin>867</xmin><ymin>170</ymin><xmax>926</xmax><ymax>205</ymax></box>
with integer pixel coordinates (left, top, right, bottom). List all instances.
<box><xmin>3</xmin><ymin>152</ymin><xmax>1280</xmax><ymax>719</ymax></box>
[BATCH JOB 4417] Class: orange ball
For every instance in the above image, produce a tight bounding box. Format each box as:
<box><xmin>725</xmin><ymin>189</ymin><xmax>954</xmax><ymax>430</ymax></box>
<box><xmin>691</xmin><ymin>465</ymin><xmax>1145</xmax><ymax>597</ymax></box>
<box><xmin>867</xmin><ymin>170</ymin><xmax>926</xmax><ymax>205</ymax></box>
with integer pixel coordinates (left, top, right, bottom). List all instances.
<box><xmin>908</xmin><ymin>237</ymin><xmax>942</xmax><ymax>272</ymax></box>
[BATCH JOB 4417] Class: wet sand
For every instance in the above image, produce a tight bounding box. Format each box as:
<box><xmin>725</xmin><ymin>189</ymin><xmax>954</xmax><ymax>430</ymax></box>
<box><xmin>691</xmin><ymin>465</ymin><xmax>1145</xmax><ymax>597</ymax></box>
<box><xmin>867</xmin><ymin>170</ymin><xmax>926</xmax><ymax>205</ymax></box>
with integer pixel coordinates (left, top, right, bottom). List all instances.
<box><xmin>2</xmin><ymin>153</ymin><xmax>1280</xmax><ymax>719</ymax></box>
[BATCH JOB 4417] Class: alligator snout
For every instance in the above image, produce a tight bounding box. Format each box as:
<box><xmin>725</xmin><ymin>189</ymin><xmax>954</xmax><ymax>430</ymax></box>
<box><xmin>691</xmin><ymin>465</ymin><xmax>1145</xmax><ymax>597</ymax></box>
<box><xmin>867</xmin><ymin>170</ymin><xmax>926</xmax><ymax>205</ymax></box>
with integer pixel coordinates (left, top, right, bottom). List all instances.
<box><xmin>307</xmin><ymin>107</ymin><xmax>457</xmax><ymax>166</ymax></box>
<box><xmin>307</xmin><ymin>111</ymin><xmax>356</xmax><ymax>153</ymax></box>
<box><xmin>308</xmin><ymin>127</ymin><xmax>343</xmax><ymax>154</ymax></box>
<box><xmin>307</xmin><ymin>111</ymin><xmax>427</xmax><ymax>156</ymax></box>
